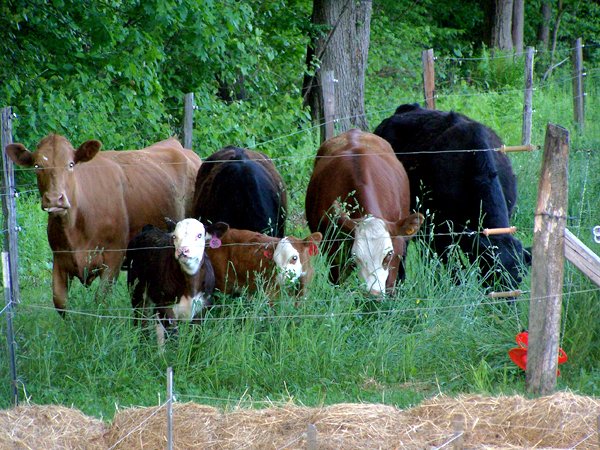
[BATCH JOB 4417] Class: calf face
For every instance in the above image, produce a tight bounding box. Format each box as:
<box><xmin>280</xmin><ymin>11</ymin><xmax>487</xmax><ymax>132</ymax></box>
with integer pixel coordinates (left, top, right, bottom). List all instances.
<box><xmin>173</xmin><ymin>219</ymin><xmax>207</xmax><ymax>275</ymax></box>
<box><xmin>273</xmin><ymin>233</ymin><xmax>323</xmax><ymax>288</ymax></box>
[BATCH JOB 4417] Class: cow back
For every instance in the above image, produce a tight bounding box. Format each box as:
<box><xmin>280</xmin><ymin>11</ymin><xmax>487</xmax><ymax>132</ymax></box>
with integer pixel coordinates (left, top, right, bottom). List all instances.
<box><xmin>193</xmin><ymin>146</ymin><xmax>287</xmax><ymax>237</ymax></box>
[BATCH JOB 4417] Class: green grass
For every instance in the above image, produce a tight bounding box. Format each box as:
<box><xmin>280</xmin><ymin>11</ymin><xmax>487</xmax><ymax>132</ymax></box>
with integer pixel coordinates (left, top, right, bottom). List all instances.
<box><xmin>1</xmin><ymin>66</ymin><xmax>599</xmax><ymax>421</ymax></box>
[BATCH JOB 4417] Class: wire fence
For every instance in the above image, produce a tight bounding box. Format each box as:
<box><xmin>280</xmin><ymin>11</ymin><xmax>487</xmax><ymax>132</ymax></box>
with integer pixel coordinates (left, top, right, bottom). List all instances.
<box><xmin>1</xmin><ymin>45</ymin><xmax>599</xmax><ymax>449</ymax></box>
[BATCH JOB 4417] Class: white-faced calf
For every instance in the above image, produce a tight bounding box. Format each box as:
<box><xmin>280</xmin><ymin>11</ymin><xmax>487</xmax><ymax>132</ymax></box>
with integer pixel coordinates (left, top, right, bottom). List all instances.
<box><xmin>125</xmin><ymin>218</ymin><xmax>215</xmax><ymax>346</ymax></box>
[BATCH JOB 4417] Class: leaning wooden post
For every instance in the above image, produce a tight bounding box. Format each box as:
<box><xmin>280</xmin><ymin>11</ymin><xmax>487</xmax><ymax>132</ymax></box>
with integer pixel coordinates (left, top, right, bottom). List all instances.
<box><xmin>527</xmin><ymin>123</ymin><xmax>569</xmax><ymax>395</ymax></box>
<box><xmin>572</xmin><ymin>38</ymin><xmax>585</xmax><ymax>132</ymax></box>
<box><xmin>522</xmin><ymin>47</ymin><xmax>535</xmax><ymax>145</ymax></box>
<box><xmin>321</xmin><ymin>70</ymin><xmax>336</xmax><ymax>143</ymax></box>
<box><xmin>422</xmin><ymin>49</ymin><xmax>436</xmax><ymax>109</ymax></box>
<box><xmin>183</xmin><ymin>93</ymin><xmax>194</xmax><ymax>149</ymax></box>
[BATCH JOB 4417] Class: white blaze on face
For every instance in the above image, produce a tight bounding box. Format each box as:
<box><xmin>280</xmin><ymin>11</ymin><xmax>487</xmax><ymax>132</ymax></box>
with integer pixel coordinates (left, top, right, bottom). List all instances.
<box><xmin>273</xmin><ymin>237</ymin><xmax>303</xmax><ymax>285</ymax></box>
<box><xmin>351</xmin><ymin>217</ymin><xmax>394</xmax><ymax>294</ymax></box>
<box><xmin>173</xmin><ymin>219</ymin><xmax>206</xmax><ymax>275</ymax></box>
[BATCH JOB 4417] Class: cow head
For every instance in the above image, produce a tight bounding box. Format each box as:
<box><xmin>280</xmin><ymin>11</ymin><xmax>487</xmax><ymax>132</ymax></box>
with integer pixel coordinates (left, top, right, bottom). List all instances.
<box><xmin>5</xmin><ymin>134</ymin><xmax>101</xmax><ymax>216</ymax></box>
<box><xmin>272</xmin><ymin>232</ymin><xmax>323</xmax><ymax>287</ymax></box>
<box><xmin>339</xmin><ymin>213</ymin><xmax>423</xmax><ymax>295</ymax></box>
<box><xmin>172</xmin><ymin>219</ymin><xmax>209</xmax><ymax>275</ymax></box>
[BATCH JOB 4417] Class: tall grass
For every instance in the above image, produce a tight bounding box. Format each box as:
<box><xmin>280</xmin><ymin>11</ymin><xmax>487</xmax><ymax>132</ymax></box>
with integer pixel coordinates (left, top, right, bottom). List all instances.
<box><xmin>1</xmin><ymin>64</ymin><xmax>599</xmax><ymax>420</ymax></box>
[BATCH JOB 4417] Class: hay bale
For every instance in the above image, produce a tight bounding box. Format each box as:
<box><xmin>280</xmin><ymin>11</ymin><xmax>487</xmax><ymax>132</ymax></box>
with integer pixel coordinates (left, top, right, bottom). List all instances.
<box><xmin>407</xmin><ymin>391</ymin><xmax>600</xmax><ymax>449</ymax></box>
<box><xmin>105</xmin><ymin>403</ymin><xmax>222</xmax><ymax>449</ymax></box>
<box><xmin>0</xmin><ymin>404</ymin><xmax>107</xmax><ymax>450</ymax></box>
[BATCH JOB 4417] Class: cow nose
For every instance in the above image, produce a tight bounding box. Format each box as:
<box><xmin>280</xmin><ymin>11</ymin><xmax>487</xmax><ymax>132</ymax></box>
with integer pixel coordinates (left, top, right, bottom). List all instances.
<box><xmin>369</xmin><ymin>288</ymin><xmax>383</xmax><ymax>296</ymax></box>
<box><xmin>42</xmin><ymin>192</ymin><xmax>69</xmax><ymax>208</ymax></box>
<box><xmin>177</xmin><ymin>246</ymin><xmax>190</xmax><ymax>258</ymax></box>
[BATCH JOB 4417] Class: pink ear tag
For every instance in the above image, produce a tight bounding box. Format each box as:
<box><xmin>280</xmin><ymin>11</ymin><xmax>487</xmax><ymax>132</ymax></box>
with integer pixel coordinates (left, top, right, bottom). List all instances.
<box><xmin>209</xmin><ymin>237</ymin><xmax>222</xmax><ymax>249</ymax></box>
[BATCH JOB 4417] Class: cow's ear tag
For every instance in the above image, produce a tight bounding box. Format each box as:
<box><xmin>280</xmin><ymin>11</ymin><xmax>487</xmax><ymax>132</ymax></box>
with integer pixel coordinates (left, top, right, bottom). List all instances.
<box><xmin>308</xmin><ymin>243</ymin><xmax>318</xmax><ymax>256</ymax></box>
<box><xmin>209</xmin><ymin>237</ymin><xmax>222</xmax><ymax>249</ymax></box>
<box><xmin>405</xmin><ymin>227</ymin><xmax>415</xmax><ymax>236</ymax></box>
<box><xmin>263</xmin><ymin>247</ymin><xmax>273</xmax><ymax>259</ymax></box>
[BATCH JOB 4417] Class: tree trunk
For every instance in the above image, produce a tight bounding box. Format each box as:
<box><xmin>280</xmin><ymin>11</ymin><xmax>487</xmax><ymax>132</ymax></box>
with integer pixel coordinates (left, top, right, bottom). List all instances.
<box><xmin>492</xmin><ymin>0</ymin><xmax>514</xmax><ymax>51</ymax></box>
<box><xmin>303</xmin><ymin>0</ymin><xmax>372</xmax><ymax>138</ymax></box>
<box><xmin>537</xmin><ymin>1</ymin><xmax>552</xmax><ymax>49</ymax></box>
<box><xmin>512</xmin><ymin>0</ymin><xmax>524</xmax><ymax>55</ymax></box>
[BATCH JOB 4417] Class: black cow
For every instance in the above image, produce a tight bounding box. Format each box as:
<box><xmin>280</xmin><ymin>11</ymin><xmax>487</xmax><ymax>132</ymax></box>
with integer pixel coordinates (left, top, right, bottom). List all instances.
<box><xmin>124</xmin><ymin>218</ymin><xmax>222</xmax><ymax>346</ymax></box>
<box><xmin>193</xmin><ymin>146</ymin><xmax>287</xmax><ymax>237</ymax></box>
<box><xmin>374</xmin><ymin>103</ymin><xmax>529</xmax><ymax>289</ymax></box>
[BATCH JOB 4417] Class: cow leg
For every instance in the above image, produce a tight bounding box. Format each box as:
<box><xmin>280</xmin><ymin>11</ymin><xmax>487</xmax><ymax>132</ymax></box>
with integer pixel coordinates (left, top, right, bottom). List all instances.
<box><xmin>52</xmin><ymin>265</ymin><xmax>69</xmax><ymax>316</ymax></box>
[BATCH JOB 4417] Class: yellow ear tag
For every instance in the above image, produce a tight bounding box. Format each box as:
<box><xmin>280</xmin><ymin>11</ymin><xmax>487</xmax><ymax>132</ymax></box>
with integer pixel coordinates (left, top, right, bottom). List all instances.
<box><xmin>405</xmin><ymin>227</ymin><xmax>415</xmax><ymax>236</ymax></box>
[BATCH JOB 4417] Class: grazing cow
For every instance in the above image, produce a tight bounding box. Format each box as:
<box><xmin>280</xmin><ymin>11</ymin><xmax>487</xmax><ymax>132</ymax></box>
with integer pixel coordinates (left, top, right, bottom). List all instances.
<box><xmin>192</xmin><ymin>146</ymin><xmax>287</xmax><ymax>237</ymax></box>
<box><xmin>206</xmin><ymin>227</ymin><xmax>323</xmax><ymax>297</ymax></box>
<box><xmin>5</xmin><ymin>134</ymin><xmax>201</xmax><ymax>314</ymax></box>
<box><xmin>374</xmin><ymin>103</ymin><xmax>529</xmax><ymax>288</ymax></box>
<box><xmin>125</xmin><ymin>218</ymin><xmax>216</xmax><ymax>345</ymax></box>
<box><xmin>305</xmin><ymin>129</ymin><xmax>424</xmax><ymax>295</ymax></box>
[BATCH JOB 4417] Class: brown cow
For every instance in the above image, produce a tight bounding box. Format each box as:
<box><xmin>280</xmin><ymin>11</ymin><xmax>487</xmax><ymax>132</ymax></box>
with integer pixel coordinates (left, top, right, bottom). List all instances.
<box><xmin>5</xmin><ymin>134</ymin><xmax>201</xmax><ymax>314</ymax></box>
<box><xmin>305</xmin><ymin>129</ymin><xmax>423</xmax><ymax>295</ymax></box>
<box><xmin>205</xmin><ymin>226</ymin><xmax>323</xmax><ymax>297</ymax></box>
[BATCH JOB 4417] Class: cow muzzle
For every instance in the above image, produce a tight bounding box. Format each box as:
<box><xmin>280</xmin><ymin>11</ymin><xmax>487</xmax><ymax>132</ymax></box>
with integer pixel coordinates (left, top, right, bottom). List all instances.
<box><xmin>42</xmin><ymin>192</ymin><xmax>71</xmax><ymax>215</ymax></box>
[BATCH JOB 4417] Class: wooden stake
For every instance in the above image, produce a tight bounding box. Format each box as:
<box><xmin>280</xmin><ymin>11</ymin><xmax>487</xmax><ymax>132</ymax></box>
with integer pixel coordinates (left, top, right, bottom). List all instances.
<box><xmin>522</xmin><ymin>47</ymin><xmax>535</xmax><ymax>145</ymax></box>
<box><xmin>321</xmin><ymin>70</ymin><xmax>336</xmax><ymax>143</ymax></box>
<box><xmin>527</xmin><ymin>123</ymin><xmax>569</xmax><ymax>395</ymax></box>
<box><xmin>572</xmin><ymin>38</ymin><xmax>585</xmax><ymax>132</ymax></box>
<box><xmin>452</xmin><ymin>413</ymin><xmax>464</xmax><ymax>449</ymax></box>
<box><xmin>499</xmin><ymin>144</ymin><xmax>537</xmax><ymax>153</ymax></box>
<box><xmin>183</xmin><ymin>93</ymin><xmax>194</xmax><ymax>149</ymax></box>
<box><xmin>487</xmin><ymin>290</ymin><xmax>523</xmax><ymax>299</ymax></box>
<box><xmin>482</xmin><ymin>226</ymin><xmax>517</xmax><ymax>236</ymax></box>
<box><xmin>422</xmin><ymin>49</ymin><xmax>436</xmax><ymax>109</ymax></box>
<box><xmin>306</xmin><ymin>423</ymin><xmax>317</xmax><ymax>450</ymax></box>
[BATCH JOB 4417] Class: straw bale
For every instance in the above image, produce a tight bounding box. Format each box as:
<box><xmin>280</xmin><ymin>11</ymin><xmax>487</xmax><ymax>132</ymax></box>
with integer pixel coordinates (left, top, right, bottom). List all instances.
<box><xmin>406</xmin><ymin>391</ymin><xmax>600</xmax><ymax>449</ymax></box>
<box><xmin>3</xmin><ymin>391</ymin><xmax>598</xmax><ymax>449</ymax></box>
<box><xmin>104</xmin><ymin>403</ymin><xmax>222</xmax><ymax>449</ymax></box>
<box><xmin>0</xmin><ymin>404</ymin><xmax>107</xmax><ymax>450</ymax></box>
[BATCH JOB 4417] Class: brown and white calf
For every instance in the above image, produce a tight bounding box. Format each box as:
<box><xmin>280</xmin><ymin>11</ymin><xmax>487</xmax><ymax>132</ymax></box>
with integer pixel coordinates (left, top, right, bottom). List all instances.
<box><xmin>124</xmin><ymin>218</ymin><xmax>216</xmax><ymax>345</ymax></box>
<box><xmin>205</xmin><ymin>226</ymin><xmax>323</xmax><ymax>298</ymax></box>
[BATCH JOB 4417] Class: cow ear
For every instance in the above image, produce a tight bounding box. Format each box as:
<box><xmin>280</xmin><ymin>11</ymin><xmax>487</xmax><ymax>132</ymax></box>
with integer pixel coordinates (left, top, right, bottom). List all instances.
<box><xmin>261</xmin><ymin>243</ymin><xmax>274</xmax><ymax>260</ymax></box>
<box><xmin>75</xmin><ymin>140</ymin><xmax>102</xmax><ymax>164</ymax></box>
<box><xmin>397</xmin><ymin>213</ymin><xmax>424</xmax><ymax>238</ymax></box>
<box><xmin>205</xmin><ymin>222</ymin><xmax>229</xmax><ymax>239</ymax></box>
<box><xmin>164</xmin><ymin>217</ymin><xmax>177</xmax><ymax>233</ymax></box>
<box><xmin>5</xmin><ymin>143</ymin><xmax>34</xmax><ymax>167</ymax></box>
<box><xmin>304</xmin><ymin>232</ymin><xmax>323</xmax><ymax>257</ymax></box>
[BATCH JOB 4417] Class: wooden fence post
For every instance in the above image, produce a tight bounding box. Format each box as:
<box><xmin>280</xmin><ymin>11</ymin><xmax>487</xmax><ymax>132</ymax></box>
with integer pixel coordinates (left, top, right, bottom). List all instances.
<box><xmin>306</xmin><ymin>423</ymin><xmax>317</xmax><ymax>450</ymax></box>
<box><xmin>1</xmin><ymin>106</ymin><xmax>19</xmax><ymax>406</ymax></box>
<box><xmin>321</xmin><ymin>70</ymin><xmax>336</xmax><ymax>143</ymax></box>
<box><xmin>522</xmin><ymin>47</ymin><xmax>535</xmax><ymax>145</ymax></box>
<box><xmin>527</xmin><ymin>123</ymin><xmax>569</xmax><ymax>395</ymax></box>
<box><xmin>572</xmin><ymin>38</ymin><xmax>585</xmax><ymax>132</ymax></box>
<box><xmin>183</xmin><ymin>93</ymin><xmax>194</xmax><ymax>149</ymax></box>
<box><xmin>422</xmin><ymin>49</ymin><xmax>436</xmax><ymax>109</ymax></box>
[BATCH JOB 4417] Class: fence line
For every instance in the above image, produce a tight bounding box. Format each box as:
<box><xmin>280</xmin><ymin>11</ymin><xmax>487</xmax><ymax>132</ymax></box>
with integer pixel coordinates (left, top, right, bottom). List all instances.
<box><xmin>10</xmin><ymin>286</ymin><xmax>600</xmax><ymax>324</ymax></box>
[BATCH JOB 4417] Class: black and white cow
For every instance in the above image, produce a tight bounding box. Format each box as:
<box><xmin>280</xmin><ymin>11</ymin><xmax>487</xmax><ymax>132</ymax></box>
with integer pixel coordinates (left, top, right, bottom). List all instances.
<box><xmin>125</xmin><ymin>218</ymin><xmax>220</xmax><ymax>345</ymax></box>
<box><xmin>374</xmin><ymin>103</ymin><xmax>529</xmax><ymax>289</ymax></box>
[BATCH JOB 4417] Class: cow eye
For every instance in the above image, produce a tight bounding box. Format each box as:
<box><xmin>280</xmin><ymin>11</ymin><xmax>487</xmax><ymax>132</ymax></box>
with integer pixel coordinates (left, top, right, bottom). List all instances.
<box><xmin>197</xmin><ymin>233</ymin><xmax>203</xmax><ymax>239</ymax></box>
<box><xmin>68</xmin><ymin>161</ymin><xmax>74</xmax><ymax>169</ymax></box>
<box><xmin>387</xmin><ymin>250</ymin><xmax>394</xmax><ymax>257</ymax></box>
<box><xmin>34</xmin><ymin>164</ymin><xmax>40</xmax><ymax>170</ymax></box>
<box><xmin>290</xmin><ymin>255</ymin><xmax>298</xmax><ymax>263</ymax></box>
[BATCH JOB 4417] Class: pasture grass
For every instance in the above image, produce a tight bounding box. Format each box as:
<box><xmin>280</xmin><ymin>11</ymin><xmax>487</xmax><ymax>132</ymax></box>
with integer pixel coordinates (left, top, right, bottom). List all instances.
<box><xmin>1</xmin><ymin>74</ymin><xmax>599</xmax><ymax>420</ymax></box>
